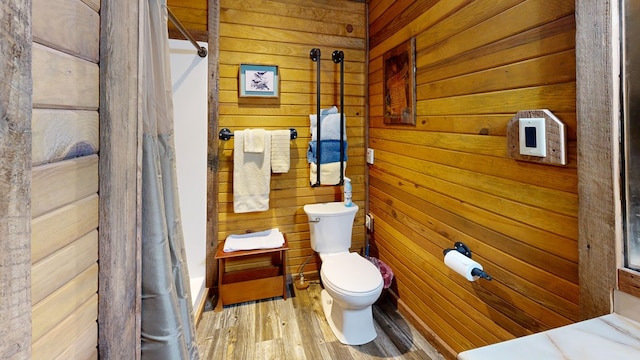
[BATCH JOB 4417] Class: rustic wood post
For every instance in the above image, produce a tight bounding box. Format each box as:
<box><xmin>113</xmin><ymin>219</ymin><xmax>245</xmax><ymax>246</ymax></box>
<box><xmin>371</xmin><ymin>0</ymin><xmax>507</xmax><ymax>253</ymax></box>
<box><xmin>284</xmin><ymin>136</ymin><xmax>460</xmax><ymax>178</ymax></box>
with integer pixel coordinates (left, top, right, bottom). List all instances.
<box><xmin>0</xmin><ymin>1</ymin><xmax>33</xmax><ymax>359</ymax></box>
<box><xmin>576</xmin><ymin>0</ymin><xmax>619</xmax><ymax>318</ymax></box>
<box><xmin>98</xmin><ymin>0</ymin><xmax>142</xmax><ymax>358</ymax></box>
<box><xmin>206</xmin><ymin>0</ymin><xmax>220</xmax><ymax>289</ymax></box>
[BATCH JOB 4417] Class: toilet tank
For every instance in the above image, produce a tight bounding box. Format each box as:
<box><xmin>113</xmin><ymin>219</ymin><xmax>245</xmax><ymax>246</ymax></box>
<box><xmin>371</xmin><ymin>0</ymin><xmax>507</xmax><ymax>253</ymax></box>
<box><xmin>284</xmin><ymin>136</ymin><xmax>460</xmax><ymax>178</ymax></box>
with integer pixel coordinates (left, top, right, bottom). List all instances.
<box><xmin>303</xmin><ymin>202</ymin><xmax>359</xmax><ymax>253</ymax></box>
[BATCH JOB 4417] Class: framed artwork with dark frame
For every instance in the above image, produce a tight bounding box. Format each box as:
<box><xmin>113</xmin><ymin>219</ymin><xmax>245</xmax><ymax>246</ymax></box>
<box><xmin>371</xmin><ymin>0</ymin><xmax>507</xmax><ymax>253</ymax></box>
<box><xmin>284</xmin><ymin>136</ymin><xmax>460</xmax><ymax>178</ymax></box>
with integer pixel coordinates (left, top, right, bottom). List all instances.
<box><xmin>383</xmin><ymin>37</ymin><xmax>416</xmax><ymax>125</ymax></box>
<box><xmin>238</xmin><ymin>64</ymin><xmax>280</xmax><ymax>98</ymax></box>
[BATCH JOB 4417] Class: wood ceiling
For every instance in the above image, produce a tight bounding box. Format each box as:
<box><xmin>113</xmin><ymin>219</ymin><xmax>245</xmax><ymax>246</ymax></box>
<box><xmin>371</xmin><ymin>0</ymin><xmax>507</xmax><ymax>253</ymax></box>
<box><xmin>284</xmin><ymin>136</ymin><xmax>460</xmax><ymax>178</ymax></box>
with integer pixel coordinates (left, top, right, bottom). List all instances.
<box><xmin>166</xmin><ymin>0</ymin><xmax>366</xmax><ymax>42</ymax></box>
<box><xmin>167</xmin><ymin>0</ymin><xmax>208</xmax><ymax>42</ymax></box>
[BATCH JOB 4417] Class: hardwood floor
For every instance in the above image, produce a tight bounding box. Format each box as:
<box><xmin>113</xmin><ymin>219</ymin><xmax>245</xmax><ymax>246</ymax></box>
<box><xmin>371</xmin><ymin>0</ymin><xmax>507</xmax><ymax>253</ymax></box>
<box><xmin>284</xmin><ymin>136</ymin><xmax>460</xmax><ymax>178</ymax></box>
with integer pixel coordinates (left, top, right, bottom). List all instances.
<box><xmin>196</xmin><ymin>281</ymin><xmax>445</xmax><ymax>359</ymax></box>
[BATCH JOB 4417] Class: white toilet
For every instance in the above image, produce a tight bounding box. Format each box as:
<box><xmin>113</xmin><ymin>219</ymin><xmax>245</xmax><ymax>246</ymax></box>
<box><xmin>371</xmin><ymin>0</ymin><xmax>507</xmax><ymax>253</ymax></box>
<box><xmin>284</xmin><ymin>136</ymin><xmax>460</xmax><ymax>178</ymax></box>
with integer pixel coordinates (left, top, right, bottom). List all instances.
<box><xmin>303</xmin><ymin>202</ymin><xmax>384</xmax><ymax>345</ymax></box>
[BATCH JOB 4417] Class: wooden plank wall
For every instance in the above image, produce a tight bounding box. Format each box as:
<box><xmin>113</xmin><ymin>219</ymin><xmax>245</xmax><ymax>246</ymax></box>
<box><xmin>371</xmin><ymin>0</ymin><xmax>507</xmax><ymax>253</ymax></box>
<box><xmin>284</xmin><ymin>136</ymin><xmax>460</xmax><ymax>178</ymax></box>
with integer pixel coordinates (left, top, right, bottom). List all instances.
<box><xmin>0</xmin><ymin>1</ymin><xmax>33</xmax><ymax>359</ymax></box>
<box><xmin>216</xmin><ymin>0</ymin><xmax>366</xmax><ymax>277</ymax></box>
<box><xmin>367</xmin><ymin>0</ymin><xmax>577</xmax><ymax>358</ymax></box>
<box><xmin>31</xmin><ymin>0</ymin><xmax>100</xmax><ymax>358</ymax></box>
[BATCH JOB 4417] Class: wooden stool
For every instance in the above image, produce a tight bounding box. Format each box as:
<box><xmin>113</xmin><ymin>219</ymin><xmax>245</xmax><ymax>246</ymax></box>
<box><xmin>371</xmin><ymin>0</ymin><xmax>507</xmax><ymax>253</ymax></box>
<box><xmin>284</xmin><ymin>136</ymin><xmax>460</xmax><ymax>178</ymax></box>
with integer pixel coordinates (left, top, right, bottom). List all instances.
<box><xmin>214</xmin><ymin>238</ymin><xmax>289</xmax><ymax>312</ymax></box>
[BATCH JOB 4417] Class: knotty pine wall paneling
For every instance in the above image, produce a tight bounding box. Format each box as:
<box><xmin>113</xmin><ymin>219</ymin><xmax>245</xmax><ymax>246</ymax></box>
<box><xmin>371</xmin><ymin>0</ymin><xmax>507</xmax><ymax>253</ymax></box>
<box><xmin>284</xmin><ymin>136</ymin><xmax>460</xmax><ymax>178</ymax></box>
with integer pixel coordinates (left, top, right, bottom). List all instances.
<box><xmin>31</xmin><ymin>0</ymin><xmax>100</xmax><ymax>358</ymax></box>
<box><xmin>217</xmin><ymin>0</ymin><xmax>366</xmax><ymax>277</ymax></box>
<box><xmin>368</xmin><ymin>0</ymin><xmax>577</xmax><ymax>358</ymax></box>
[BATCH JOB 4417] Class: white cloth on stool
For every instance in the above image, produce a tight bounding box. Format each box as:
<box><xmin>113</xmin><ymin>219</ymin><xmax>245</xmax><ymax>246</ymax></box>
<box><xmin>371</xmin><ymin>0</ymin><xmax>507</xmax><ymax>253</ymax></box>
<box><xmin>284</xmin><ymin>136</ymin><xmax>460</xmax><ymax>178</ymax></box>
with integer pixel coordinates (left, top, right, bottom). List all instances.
<box><xmin>234</xmin><ymin>130</ymin><xmax>271</xmax><ymax>213</ymax></box>
<box><xmin>223</xmin><ymin>228</ymin><xmax>285</xmax><ymax>252</ymax></box>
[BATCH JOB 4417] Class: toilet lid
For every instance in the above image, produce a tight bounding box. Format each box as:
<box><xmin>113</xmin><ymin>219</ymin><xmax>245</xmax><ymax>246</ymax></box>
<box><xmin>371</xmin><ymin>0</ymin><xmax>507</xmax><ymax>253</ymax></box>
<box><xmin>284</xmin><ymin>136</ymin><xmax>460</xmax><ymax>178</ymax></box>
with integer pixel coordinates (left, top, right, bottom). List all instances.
<box><xmin>321</xmin><ymin>253</ymin><xmax>383</xmax><ymax>293</ymax></box>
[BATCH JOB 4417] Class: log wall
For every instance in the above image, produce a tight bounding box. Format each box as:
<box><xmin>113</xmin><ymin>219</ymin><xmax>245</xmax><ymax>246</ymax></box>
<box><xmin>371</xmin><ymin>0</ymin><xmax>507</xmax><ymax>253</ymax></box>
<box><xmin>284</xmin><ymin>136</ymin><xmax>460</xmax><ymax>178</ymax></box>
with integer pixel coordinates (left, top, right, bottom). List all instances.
<box><xmin>367</xmin><ymin>0</ymin><xmax>577</xmax><ymax>357</ymax></box>
<box><xmin>215</xmin><ymin>0</ymin><xmax>366</xmax><ymax>278</ymax></box>
<box><xmin>31</xmin><ymin>0</ymin><xmax>100</xmax><ymax>358</ymax></box>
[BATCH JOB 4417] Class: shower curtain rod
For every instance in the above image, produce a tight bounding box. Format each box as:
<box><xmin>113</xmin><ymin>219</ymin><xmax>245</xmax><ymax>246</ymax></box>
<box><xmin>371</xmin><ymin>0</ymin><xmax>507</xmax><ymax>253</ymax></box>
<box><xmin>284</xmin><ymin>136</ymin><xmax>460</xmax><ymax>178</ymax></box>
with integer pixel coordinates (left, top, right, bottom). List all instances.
<box><xmin>166</xmin><ymin>6</ymin><xmax>207</xmax><ymax>58</ymax></box>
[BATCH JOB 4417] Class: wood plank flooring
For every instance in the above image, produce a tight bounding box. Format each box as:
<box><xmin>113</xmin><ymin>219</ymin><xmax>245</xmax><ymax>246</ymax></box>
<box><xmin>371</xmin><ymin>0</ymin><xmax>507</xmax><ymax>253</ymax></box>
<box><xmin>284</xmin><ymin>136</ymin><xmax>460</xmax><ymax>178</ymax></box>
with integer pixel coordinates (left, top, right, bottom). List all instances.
<box><xmin>197</xmin><ymin>281</ymin><xmax>445</xmax><ymax>359</ymax></box>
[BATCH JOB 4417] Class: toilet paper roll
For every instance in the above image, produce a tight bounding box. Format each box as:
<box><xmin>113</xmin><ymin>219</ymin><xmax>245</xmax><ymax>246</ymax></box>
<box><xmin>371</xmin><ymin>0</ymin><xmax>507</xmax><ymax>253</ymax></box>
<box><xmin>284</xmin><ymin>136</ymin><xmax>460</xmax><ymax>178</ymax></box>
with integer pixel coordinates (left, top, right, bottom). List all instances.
<box><xmin>444</xmin><ymin>250</ymin><xmax>483</xmax><ymax>281</ymax></box>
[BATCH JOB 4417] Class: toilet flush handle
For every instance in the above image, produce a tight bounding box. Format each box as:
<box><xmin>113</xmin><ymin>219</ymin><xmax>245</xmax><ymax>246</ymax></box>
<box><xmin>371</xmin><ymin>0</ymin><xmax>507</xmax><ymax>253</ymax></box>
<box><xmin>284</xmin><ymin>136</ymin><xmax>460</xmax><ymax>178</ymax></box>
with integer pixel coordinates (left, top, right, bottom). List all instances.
<box><xmin>309</xmin><ymin>217</ymin><xmax>321</xmax><ymax>223</ymax></box>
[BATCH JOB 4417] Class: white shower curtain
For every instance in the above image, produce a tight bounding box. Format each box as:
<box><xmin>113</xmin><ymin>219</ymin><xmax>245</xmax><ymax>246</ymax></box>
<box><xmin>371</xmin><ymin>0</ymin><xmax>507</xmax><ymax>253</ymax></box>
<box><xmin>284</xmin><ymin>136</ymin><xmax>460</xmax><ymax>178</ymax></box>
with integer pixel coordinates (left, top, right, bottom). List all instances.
<box><xmin>140</xmin><ymin>0</ymin><xmax>199</xmax><ymax>358</ymax></box>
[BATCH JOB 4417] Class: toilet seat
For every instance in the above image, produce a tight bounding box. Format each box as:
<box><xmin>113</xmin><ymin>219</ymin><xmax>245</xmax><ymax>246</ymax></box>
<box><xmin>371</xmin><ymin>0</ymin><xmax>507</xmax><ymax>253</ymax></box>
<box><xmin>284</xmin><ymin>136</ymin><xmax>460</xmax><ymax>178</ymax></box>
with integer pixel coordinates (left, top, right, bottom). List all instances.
<box><xmin>321</xmin><ymin>253</ymin><xmax>383</xmax><ymax>297</ymax></box>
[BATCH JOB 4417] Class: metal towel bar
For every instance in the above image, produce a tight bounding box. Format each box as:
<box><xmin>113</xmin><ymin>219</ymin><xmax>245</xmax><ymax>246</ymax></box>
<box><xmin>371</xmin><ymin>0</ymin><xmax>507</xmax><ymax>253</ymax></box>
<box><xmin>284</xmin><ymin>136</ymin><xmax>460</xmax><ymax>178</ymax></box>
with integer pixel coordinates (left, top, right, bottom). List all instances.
<box><xmin>218</xmin><ymin>128</ymin><xmax>297</xmax><ymax>141</ymax></box>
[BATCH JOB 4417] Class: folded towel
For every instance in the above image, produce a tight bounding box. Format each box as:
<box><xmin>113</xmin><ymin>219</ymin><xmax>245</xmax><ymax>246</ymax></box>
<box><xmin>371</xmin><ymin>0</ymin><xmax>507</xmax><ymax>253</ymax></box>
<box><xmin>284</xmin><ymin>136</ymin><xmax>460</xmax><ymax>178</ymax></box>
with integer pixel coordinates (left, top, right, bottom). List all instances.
<box><xmin>223</xmin><ymin>228</ymin><xmax>285</xmax><ymax>252</ymax></box>
<box><xmin>307</xmin><ymin>140</ymin><xmax>348</xmax><ymax>164</ymax></box>
<box><xmin>310</xmin><ymin>161</ymin><xmax>346</xmax><ymax>186</ymax></box>
<box><xmin>308</xmin><ymin>106</ymin><xmax>338</xmax><ymax>123</ymax></box>
<box><xmin>310</xmin><ymin>111</ymin><xmax>347</xmax><ymax>141</ymax></box>
<box><xmin>234</xmin><ymin>130</ymin><xmax>271</xmax><ymax>213</ymax></box>
<box><xmin>244</xmin><ymin>128</ymin><xmax>265</xmax><ymax>153</ymax></box>
<box><xmin>271</xmin><ymin>130</ymin><xmax>291</xmax><ymax>173</ymax></box>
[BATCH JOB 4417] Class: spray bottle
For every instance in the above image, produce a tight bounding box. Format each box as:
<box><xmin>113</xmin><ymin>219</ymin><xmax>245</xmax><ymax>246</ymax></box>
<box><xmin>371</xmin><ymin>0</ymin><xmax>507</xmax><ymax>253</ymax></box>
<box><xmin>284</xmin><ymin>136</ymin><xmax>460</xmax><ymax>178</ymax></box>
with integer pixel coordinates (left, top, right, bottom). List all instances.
<box><xmin>344</xmin><ymin>177</ymin><xmax>353</xmax><ymax>207</ymax></box>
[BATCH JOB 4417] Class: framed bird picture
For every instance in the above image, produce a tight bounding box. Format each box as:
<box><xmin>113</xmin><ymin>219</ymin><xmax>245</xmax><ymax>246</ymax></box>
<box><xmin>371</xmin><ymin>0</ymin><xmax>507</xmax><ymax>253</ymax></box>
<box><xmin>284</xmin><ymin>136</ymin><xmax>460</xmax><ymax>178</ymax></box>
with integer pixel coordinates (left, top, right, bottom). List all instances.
<box><xmin>238</xmin><ymin>64</ymin><xmax>280</xmax><ymax>98</ymax></box>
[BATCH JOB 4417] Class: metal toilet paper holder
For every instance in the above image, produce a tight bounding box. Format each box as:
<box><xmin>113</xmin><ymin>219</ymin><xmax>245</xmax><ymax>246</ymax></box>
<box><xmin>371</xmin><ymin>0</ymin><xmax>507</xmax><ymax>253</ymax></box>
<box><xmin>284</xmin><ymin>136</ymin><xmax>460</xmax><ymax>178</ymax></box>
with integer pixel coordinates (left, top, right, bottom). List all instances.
<box><xmin>443</xmin><ymin>242</ymin><xmax>493</xmax><ymax>281</ymax></box>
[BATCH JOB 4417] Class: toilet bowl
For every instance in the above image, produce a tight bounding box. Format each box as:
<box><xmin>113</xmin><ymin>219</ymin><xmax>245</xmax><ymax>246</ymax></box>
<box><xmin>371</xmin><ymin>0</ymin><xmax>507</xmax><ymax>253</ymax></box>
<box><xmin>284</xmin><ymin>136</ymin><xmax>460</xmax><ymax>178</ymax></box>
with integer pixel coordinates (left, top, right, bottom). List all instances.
<box><xmin>303</xmin><ymin>202</ymin><xmax>384</xmax><ymax>345</ymax></box>
<box><xmin>320</xmin><ymin>252</ymin><xmax>383</xmax><ymax>345</ymax></box>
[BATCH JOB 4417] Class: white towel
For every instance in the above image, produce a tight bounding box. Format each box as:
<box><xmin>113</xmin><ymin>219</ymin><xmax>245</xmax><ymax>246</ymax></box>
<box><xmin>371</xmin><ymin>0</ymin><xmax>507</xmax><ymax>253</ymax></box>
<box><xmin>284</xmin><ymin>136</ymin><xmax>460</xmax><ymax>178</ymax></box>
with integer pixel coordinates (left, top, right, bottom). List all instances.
<box><xmin>223</xmin><ymin>228</ymin><xmax>285</xmax><ymax>252</ymax></box>
<box><xmin>243</xmin><ymin>128</ymin><xmax>265</xmax><ymax>153</ymax></box>
<box><xmin>270</xmin><ymin>130</ymin><xmax>290</xmax><ymax>173</ymax></box>
<box><xmin>310</xmin><ymin>161</ymin><xmax>346</xmax><ymax>186</ymax></box>
<box><xmin>234</xmin><ymin>130</ymin><xmax>271</xmax><ymax>213</ymax></box>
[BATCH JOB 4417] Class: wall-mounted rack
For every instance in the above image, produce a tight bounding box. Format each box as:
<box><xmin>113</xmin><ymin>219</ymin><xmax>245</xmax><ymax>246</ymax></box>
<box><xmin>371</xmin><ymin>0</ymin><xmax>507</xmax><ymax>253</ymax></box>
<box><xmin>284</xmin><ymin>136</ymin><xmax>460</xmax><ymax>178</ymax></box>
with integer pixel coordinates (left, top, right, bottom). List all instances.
<box><xmin>309</xmin><ymin>48</ymin><xmax>346</xmax><ymax>187</ymax></box>
<box><xmin>218</xmin><ymin>128</ymin><xmax>298</xmax><ymax>141</ymax></box>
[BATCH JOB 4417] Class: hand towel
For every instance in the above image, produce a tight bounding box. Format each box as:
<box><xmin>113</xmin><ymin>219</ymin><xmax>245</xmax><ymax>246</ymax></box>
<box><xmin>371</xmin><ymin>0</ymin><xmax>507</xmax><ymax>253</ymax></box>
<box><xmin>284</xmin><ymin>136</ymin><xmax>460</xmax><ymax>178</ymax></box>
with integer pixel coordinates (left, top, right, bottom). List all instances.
<box><xmin>271</xmin><ymin>130</ymin><xmax>291</xmax><ymax>173</ymax></box>
<box><xmin>310</xmin><ymin>161</ymin><xmax>346</xmax><ymax>186</ymax></box>
<box><xmin>223</xmin><ymin>228</ymin><xmax>285</xmax><ymax>252</ymax></box>
<box><xmin>234</xmin><ymin>130</ymin><xmax>271</xmax><ymax>213</ymax></box>
<box><xmin>243</xmin><ymin>128</ymin><xmax>266</xmax><ymax>153</ymax></box>
<box><xmin>307</xmin><ymin>140</ymin><xmax>348</xmax><ymax>164</ymax></box>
